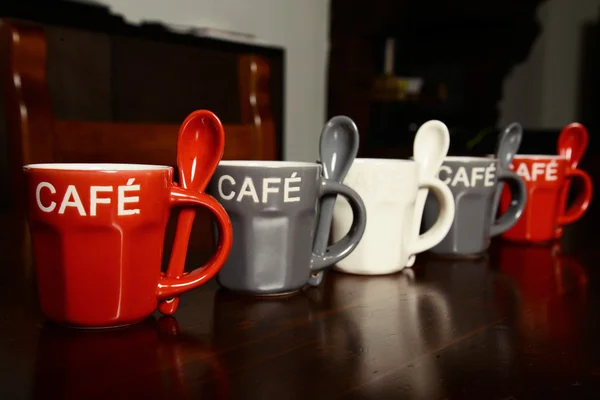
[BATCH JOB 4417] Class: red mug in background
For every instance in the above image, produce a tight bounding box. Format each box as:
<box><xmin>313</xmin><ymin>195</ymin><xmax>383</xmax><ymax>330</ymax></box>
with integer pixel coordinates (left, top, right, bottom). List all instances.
<box><xmin>499</xmin><ymin>155</ymin><xmax>592</xmax><ymax>243</ymax></box>
<box><xmin>23</xmin><ymin>163</ymin><xmax>233</xmax><ymax>328</ymax></box>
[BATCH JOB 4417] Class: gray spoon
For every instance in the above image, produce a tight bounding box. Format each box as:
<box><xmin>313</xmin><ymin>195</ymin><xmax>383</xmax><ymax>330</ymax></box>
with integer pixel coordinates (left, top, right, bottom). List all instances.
<box><xmin>490</xmin><ymin>122</ymin><xmax>523</xmax><ymax>222</ymax></box>
<box><xmin>309</xmin><ymin>116</ymin><xmax>359</xmax><ymax>287</ymax></box>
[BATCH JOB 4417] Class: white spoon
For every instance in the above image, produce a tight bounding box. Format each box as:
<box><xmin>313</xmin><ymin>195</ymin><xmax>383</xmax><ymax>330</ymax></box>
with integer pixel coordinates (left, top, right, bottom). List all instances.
<box><xmin>406</xmin><ymin>120</ymin><xmax>450</xmax><ymax>267</ymax></box>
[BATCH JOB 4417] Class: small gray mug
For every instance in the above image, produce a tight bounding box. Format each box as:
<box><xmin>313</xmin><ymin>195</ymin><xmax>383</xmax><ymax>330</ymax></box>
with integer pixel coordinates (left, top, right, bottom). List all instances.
<box><xmin>207</xmin><ymin>160</ymin><xmax>367</xmax><ymax>295</ymax></box>
<box><xmin>422</xmin><ymin>156</ymin><xmax>527</xmax><ymax>257</ymax></box>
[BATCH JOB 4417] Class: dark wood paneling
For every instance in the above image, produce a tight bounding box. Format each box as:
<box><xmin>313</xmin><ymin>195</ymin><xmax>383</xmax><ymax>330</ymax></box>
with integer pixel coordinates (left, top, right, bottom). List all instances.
<box><xmin>0</xmin><ymin>0</ymin><xmax>285</xmax><ymax>159</ymax></box>
<box><xmin>111</xmin><ymin>36</ymin><xmax>240</xmax><ymax>124</ymax></box>
<box><xmin>45</xmin><ymin>25</ymin><xmax>112</xmax><ymax>121</ymax></box>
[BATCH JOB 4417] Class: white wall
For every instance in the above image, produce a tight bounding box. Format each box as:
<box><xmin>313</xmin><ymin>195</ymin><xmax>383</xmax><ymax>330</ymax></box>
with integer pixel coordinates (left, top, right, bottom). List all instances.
<box><xmin>90</xmin><ymin>0</ymin><xmax>331</xmax><ymax>162</ymax></box>
<box><xmin>499</xmin><ymin>0</ymin><xmax>600</xmax><ymax>129</ymax></box>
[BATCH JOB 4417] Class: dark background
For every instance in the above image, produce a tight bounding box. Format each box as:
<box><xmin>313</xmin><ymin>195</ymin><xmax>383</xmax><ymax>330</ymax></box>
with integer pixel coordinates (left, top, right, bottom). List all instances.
<box><xmin>2</xmin><ymin>0</ymin><xmax>600</xmax><ymax>161</ymax></box>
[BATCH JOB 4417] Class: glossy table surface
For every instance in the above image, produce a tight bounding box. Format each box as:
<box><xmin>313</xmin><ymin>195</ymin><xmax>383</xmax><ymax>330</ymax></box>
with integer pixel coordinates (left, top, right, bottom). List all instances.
<box><xmin>2</xmin><ymin>164</ymin><xmax>600</xmax><ymax>399</ymax></box>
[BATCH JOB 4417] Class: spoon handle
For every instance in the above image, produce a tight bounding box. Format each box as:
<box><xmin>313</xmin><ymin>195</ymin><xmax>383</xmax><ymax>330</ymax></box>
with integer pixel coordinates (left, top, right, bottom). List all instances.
<box><xmin>406</xmin><ymin>189</ymin><xmax>429</xmax><ymax>267</ymax></box>
<box><xmin>491</xmin><ymin>122</ymin><xmax>523</xmax><ymax>227</ymax></box>
<box><xmin>314</xmin><ymin>197</ymin><xmax>336</xmax><ymax>256</ymax></box>
<box><xmin>310</xmin><ymin>190</ymin><xmax>336</xmax><ymax>286</ymax></box>
<box><xmin>490</xmin><ymin>182</ymin><xmax>504</xmax><ymax>225</ymax></box>
<box><xmin>158</xmin><ymin>210</ymin><xmax>195</xmax><ymax>314</ymax></box>
<box><xmin>309</xmin><ymin>188</ymin><xmax>339</xmax><ymax>287</ymax></box>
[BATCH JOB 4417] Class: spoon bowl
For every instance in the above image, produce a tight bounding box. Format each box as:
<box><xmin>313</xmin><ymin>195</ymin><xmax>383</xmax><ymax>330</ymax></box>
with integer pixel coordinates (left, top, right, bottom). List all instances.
<box><xmin>496</xmin><ymin>123</ymin><xmax>523</xmax><ymax>171</ymax></box>
<box><xmin>558</xmin><ymin>122</ymin><xmax>588</xmax><ymax>169</ymax></box>
<box><xmin>319</xmin><ymin>116</ymin><xmax>359</xmax><ymax>180</ymax></box>
<box><xmin>177</xmin><ymin>111</ymin><xmax>226</xmax><ymax>190</ymax></box>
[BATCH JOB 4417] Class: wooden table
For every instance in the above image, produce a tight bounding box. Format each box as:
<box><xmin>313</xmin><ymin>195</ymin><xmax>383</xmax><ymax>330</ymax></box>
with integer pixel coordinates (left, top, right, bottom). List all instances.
<box><xmin>1</xmin><ymin>163</ymin><xmax>600</xmax><ymax>399</ymax></box>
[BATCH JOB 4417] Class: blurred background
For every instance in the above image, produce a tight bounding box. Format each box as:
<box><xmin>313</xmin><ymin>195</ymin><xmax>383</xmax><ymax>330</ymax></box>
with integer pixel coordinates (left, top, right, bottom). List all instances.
<box><xmin>1</xmin><ymin>0</ymin><xmax>599</xmax><ymax>206</ymax></box>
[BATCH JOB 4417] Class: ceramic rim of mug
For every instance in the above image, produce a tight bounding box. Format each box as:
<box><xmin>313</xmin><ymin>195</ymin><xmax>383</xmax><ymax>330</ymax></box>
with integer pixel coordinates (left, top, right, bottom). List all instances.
<box><xmin>23</xmin><ymin>163</ymin><xmax>172</xmax><ymax>171</ymax></box>
<box><xmin>409</xmin><ymin>156</ymin><xmax>498</xmax><ymax>163</ymax></box>
<box><xmin>484</xmin><ymin>154</ymin><xmax>567</xmax><ymax>161</ymax></box>
<box><xmin>442</xmin><ymin>156</ymin><xmax>499</xmax><ymax>163</ymax></box>
<box><xmin>218</xmin><ymin>160</ymin><xmax>318</xmax><ymax>168</ymax></box>
<box><xmin>352</xmin><ymin>158</ymin><xmax>417</xmax><ymax>166</ymax></box>
<box><xmin>511</xmin><ymin>154</ymin><xmax>566</xmax><ymax>160</ymax></box>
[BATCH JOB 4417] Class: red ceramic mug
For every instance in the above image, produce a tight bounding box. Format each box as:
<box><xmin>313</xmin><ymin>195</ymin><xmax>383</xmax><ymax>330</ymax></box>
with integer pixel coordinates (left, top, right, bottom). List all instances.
<box><xmin>499</xmin><ymin>155</ymin><xmax>592</xmax><ymax>243</ymax></box>
<box><xmin>23</xmin><ymin>163</ymin><xmax>233</xmax><ymax>328</ymax></box>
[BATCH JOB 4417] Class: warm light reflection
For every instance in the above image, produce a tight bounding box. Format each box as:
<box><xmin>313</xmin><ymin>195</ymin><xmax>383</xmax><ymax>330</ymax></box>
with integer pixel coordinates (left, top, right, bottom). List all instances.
<box><xmin>33</xmin><ymin>317</ymin><xmax>227</xmax><ymax>398</ymax></box>
<box><xmin>211</xmin><ymin>290</ymin><xmax>331</xmax><ymax>397</ymax></box>
<box><xmin>496</xmin><ymin>243</ymin><xmax>588</xmax><ymax>371</ymax></box>
<box><xmin>328</xmin><ymin>271</ymin><xmax>451</xmax><ymax>398</ymax></box>
<box><xmin>421</xmin><ymin>256</ymin><xmax>518</xmax><ymax>385</ymax></box>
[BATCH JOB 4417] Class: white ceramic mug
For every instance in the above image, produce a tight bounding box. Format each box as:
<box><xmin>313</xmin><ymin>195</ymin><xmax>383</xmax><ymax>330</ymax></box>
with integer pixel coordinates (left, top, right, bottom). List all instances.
<box><xmin>331</xmin><ymin>159</ymin><xmax>455</xmax><ymax>275</ymax></box>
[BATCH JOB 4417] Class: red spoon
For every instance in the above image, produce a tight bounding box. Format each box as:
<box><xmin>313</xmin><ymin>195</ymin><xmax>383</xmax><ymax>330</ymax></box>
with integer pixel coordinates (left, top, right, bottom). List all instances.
<box><xmin>555</xmin><ymin>122</ymin><xmax>588</xmax><ymax>239</ymax></box>
<box><xmin>158</xmin><ymin>110</ymin><xmax>225</xmax><ymax>315</ymax></box>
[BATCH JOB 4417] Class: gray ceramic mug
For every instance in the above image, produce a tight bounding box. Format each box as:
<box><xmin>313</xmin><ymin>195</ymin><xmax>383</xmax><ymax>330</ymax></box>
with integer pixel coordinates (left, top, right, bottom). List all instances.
<box><xmin>207</xmin><ymin>160</ymin><xmax>367</xmax><ymax>295</ymax></box>
<box><xmin>422</xmin><ymin>156</ymin><xmax>527</xmax><ymax>257</ymax></box>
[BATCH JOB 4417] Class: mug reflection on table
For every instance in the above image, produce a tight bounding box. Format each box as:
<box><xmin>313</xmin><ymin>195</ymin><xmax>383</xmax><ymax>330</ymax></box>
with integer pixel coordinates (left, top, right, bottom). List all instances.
<box><xmin>33</xmin><ymin>317</ymin><xmax>228</xmax><ymax>399</ymax></box>
<box><xmin>330</xmin><ymin>272</ymin><xmax>452</xmax><ymax>398</ymax></box>
<box><xmin>207</xmin><ymin>160</ymin><xmax>367</xmax><ymax>295</ymax></box>
<box><xmin>211</xmin><ymin>288</ymin><xmax>363</xmax><ymax>397</ymax></box>
<box><xmin>499</xmin><ymin>155</ymin><xmax>593</xmax><ymax>244</ymax></box>
<box><xmin>420</xmin><ymin>254</ymin><xmax>494</xmax><ymax>294</ymax></box>
<box><xmin>496</xmin><ymin>244</ymin><xmax>587</xmax><ymax>367</ymax></box>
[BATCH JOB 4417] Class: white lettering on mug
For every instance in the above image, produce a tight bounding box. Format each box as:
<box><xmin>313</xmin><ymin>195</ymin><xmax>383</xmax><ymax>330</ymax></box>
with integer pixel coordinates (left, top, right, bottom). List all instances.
<box><xmin>284</xmin><ymin>172</ymin><xmax>301</xmax><ymax>203</ymax></box>
<box><xmin>262</xmin><ymin>177</ymin><xmax>281</xmax><ymax>202</ymax></box>
<box><xmin>90</xmin><ymin>186</ymin><xmax>112</xmax><ymax>216</ymax></box>
<box><xmin>36</xmin><ymin>181</ymin><xmax>56</xmax><ymax>212</ymax></box>
<box><xmin>484</xmin><ymin>162</ymin><xmax>496</xmax><ymax>186</ymax></box>
<box><xmin>34</xmin><ymin>179</ymin><xmax>141</xmax><ymax>216</ymax></box>
<box><xmin>236</xmin><ymin>177</ymin><xmax>260</xmax><ymax>203</ymax></box>
<box><xmin>471</xmin><ymin>167</ymin><xmax>484</xmax><ymax>187</ymax></box>
<box><xmin>546</xmin><ymin>160</ymin><xmax>558</xmax><ymax>181</ymax></box>
<box><xmin>58</xmin><ymin>185</ymin><xmax>86</xmax><ymax>215</ymax></box>
<box><xmin>452</xmin><ymin>167</ymin><xmax>470</xmax><ymax>186</ymax></box>
<box><xmin>437</xmin><ymin>164</ymin><xmax>496</xmax><ymax>188</ymax></box>
<box><xmin>117</xmin><ymin>178</ymin><xmax>141</xmax><ymax>216</ymax></box>
<box><xmin>513</xmin><ymin>159</ymin><xmax>558</xmax><ymax>182</ymax></box>
<box><xmin>218</xmin><ymin>175</ymin><xmax>236</xmax><ymax>200</ymax></box>
<box><xmin>216</xmin><ymin>173</ymin><xmax>302</xmax><ymax>203</ymax></box>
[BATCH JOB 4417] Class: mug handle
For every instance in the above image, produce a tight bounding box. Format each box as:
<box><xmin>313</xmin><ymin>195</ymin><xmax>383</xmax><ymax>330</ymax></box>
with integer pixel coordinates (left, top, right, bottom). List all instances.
<box><xmin>490</xmin><ymin>170</ymin><xmax>527</xmax><ymax>236</ymax></box>
<box><xmin>156</xmin><ymin>186</ymin><xmax>233</xmax><ymax>305</ymax></box>
<box><xmin>409</xmin><ymin>178</ymin><xmax>455</xmax><ymax>255</ymax></box>
<box><xmin>309</xmin><ymin>178</ymin><xmax>367</xmax><ymax>282</ymax></box>
<box><xmin>557</xmin><ymin>168</ymin><xmax>593</xmax><ymax>226</ymax></box>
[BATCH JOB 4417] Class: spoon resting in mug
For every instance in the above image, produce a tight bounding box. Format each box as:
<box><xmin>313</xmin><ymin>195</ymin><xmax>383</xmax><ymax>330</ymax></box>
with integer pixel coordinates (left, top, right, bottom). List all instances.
<box><xmin>490</xmin><ymin>122</ymin><xmax>523</xmax><ymax>225</ymax></box>
<box><xmin>309</xmin><ymin>116</ymin><xmax>359</xmax><ymax>286</ymax></box>
<box><xmin>555</xmin><ymin>122</ymin><xmax>588</xmax><ymax>239</ymax></box>
<box><xmin>406</xmin><ymin>120</ymin><xmax>449</xmax><ymax>267</ymax></box>
<box><xmin>158</xmin><ymin>110</ymin><xmax>225</xmax><ymax>315</ymax></box>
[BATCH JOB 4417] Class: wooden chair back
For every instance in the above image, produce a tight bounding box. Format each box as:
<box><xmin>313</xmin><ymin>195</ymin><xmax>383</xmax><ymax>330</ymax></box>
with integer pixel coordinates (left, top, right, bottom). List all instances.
<box><xmin>0</xmin><ymin>18</ymin><xmax>277</xmax><ymax>262</ymax></box>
